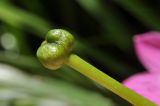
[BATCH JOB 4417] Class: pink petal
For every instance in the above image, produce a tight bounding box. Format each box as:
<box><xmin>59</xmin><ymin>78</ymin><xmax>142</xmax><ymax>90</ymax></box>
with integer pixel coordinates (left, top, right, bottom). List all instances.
<box><xmin>123</xmin><ymin>72</ymin><xmax>160</xmax><ymax>105</ymax></box>
<box><xmin>134</xmin><ymin>31</ymin><xmax>160</xmax><ymax>73</ymax></box>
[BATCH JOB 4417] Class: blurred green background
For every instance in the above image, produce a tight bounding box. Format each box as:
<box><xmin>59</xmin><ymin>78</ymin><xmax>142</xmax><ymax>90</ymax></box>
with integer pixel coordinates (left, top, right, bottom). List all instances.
<box><xmin>0</xmin><ymin>0</ymin><xmax>159</xmax><ymax>106</ymax></box>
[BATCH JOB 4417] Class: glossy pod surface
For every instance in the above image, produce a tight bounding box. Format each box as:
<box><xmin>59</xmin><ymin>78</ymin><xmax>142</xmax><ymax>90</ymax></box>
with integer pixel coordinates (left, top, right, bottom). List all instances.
<box><xmin>37</xmin><ymin>29</ymin><xmax>74</xmax><ymax>69</ymax></box>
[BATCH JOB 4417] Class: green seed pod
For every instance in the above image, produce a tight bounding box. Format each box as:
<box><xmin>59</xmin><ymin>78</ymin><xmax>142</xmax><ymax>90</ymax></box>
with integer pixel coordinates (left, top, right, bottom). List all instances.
<box><xmin>36</xmin><ymin>29</ymin><xmax>74</xmax><ymax>70</ymax></box>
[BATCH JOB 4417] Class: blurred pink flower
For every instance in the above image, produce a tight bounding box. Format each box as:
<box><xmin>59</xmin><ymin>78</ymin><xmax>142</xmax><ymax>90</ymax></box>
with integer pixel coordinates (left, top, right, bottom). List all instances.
<box><xmin>123</xmin><ymin>32</ymin><xmax>160</xmax><ymax>105</ymax></box>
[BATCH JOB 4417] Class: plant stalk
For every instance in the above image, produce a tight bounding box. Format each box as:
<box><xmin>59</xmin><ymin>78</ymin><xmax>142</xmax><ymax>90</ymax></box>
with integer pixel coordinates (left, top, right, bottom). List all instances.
<box><xmin>67</xmin><ymin>54</ymin><xmax>156</xmax><ymax>106</ymax></box>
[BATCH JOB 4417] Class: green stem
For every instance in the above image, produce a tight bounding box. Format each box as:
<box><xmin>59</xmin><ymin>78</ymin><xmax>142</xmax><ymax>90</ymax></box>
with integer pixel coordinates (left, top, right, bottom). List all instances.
<box><xmin>67</xmin><ymin>54</ymin><xmax>156</xmax><ymax>106</ymax></box>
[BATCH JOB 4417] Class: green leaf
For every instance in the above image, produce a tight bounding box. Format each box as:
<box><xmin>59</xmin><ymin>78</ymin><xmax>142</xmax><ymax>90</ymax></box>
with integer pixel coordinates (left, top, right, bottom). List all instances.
<box><xmin>77</xmin><ymin>0</ymin><xmax>133</xmax><ymax>51</ymax></box>
<box><xmin>113</xmin><ymin>0</ymin><xmax>160</xmax><ymax>30</ymax></box>
<box><xmin>0</xmin><ymin>2</ymin><xmax>50</xmax><ymax>36</ymax></box>
<box><xmin>0</xmin><ymin>65</ymin><xmax>116</xmax><ymax>106</ymax></box>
